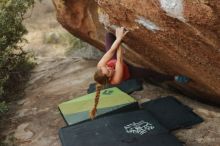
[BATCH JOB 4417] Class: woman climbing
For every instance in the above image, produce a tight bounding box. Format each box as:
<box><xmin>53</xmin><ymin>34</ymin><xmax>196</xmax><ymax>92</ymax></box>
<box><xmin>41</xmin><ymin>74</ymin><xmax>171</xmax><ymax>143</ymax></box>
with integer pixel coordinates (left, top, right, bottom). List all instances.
<box><xmin>95</xmin><ymin>27</ymin><xmax>129</xmax><ymax>85</ymax></box>
<box><xmin>90</xmin><ymin>27</ymin><xmax>190</xmax><ymax>119</ymax></box>
<box><xmin>90</xmin><ymin>27</ymin><xmax>129</xmax><ymax>119</ymax></box>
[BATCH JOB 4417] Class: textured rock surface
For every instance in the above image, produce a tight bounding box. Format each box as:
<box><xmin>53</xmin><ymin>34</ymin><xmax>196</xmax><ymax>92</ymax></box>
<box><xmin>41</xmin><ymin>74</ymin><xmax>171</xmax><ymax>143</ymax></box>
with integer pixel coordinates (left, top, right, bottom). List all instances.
<box><xmin>52</xmin><ymin>0</ymin><xmax>220</xmax><ymax>104</ymax></box>
<box><xmin>2</xmin><ymin>1</ymin><xmax>220</xmax><ymax>146</ymax></box>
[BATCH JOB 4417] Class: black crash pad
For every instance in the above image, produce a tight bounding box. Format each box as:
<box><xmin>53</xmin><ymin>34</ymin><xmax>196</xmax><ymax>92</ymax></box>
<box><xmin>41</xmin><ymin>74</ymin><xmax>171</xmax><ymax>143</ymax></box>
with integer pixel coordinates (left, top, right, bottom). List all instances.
<box><xmin>141</xmin><ymin>96</ymin><xmax>203</xmax><ymax>130</ymax></box>
<box><xmin>87</xmin><ymin>79</ymin><xmax>143</xmax><ymax>94</ymax></box>
<box><xmin>59</xmin><ymin>110</ymin><xmax>183</xmax><ymax>146</ymax></box>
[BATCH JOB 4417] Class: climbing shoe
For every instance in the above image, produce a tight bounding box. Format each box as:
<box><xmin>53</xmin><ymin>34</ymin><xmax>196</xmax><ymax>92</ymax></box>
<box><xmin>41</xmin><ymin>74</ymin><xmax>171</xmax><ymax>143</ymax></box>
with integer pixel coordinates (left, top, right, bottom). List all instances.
<box><xmin>174</xmin><ymin>75</ymin><xmax>190</xmax><ymax>84</ymax></box>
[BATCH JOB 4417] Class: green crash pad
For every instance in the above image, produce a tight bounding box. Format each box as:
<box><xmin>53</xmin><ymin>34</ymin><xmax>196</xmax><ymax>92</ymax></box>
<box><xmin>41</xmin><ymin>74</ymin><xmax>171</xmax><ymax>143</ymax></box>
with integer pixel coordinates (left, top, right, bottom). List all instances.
<box><xmin>59</xmin><ymin>87</ymin><xmax>138</xmax><ymax>125</ymax></box>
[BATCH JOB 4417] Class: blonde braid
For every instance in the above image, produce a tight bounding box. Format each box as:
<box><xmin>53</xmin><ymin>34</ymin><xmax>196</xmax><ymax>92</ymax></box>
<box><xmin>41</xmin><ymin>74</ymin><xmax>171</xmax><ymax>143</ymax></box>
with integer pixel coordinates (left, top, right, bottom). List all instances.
<box><xmin>89</xmin><ymin>84</ymin><xmax>102</xmax><ymax>119</ymax></box>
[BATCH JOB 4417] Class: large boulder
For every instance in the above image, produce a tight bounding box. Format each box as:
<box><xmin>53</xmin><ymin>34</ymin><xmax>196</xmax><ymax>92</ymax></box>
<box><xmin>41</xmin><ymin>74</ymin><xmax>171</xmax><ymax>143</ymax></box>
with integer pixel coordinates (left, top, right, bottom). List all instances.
<box><xmin>52</xmin><ymin>0</ymin><xmax>220</xmax><ymax>105</ymax></box>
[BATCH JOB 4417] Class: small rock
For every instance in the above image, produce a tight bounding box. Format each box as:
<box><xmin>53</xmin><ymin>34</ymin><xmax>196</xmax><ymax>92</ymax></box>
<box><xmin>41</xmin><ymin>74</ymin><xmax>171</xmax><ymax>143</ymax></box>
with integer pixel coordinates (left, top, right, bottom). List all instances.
<box><xmin>17</xmin><ymin>99</ymin><xmax>26</xmax><ymax>105</ymax></box>
<box><xmin>16</xmin><ymin>109</ymin><xmax>29</xmax><ymax>118</ymax></box>
<box><xmin>14</xmin><ymin>123</ymin><xmax>34</xmax><ymax>141</ymax></box>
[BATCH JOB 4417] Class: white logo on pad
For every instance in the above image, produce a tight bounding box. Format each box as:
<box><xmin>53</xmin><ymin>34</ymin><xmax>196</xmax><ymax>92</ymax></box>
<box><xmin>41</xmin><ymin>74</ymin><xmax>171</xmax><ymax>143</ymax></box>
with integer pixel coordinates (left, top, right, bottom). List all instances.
<box><xmin>124</xmin><ymin>120</ymin><xmax>155</xmax><ymax>135</ymax></box>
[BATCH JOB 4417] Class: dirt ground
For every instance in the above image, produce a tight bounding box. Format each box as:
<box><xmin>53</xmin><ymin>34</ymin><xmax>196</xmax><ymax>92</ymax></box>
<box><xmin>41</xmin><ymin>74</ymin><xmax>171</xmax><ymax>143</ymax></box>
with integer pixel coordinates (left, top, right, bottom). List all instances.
<box><xmin>0</xmin><ymin>1</ymin><xmax>220</xmax><ymax>146</ymax></box>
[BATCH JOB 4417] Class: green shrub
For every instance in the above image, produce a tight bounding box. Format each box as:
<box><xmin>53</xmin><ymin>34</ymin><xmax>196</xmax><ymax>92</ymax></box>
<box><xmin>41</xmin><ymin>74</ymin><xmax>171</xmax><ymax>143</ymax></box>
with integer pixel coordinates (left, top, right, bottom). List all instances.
<box><xmin>0</xmin><ymin>101</ymin><xmax>8</xmax><ymax>113</ymax></box>
<box><xmin>63</xmin><ymin>33</ymin><xmax>89</xmax><ymax>56</ymax></box>
<box><xmin>0</xmin><ymin>0</ymin><xmax>36</xmax><ymax>105</ymax></box>
<box><xmin>43</xmin><ymin>32</ymin><xmax>62</xmax><ymax>44</ymax></box>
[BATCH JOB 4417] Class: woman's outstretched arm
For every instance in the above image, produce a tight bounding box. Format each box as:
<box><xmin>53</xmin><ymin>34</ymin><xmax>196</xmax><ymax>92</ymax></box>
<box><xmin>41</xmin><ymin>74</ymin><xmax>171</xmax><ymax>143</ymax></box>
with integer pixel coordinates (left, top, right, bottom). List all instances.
<box><xmin>97</xmin><ymin>27</ymin><xmax>128</xmax><ymax>68</ymax></box>
<box><xmin>97</xmin><ymin>38</ymin><xmax>122</xmax><ymax>67</ymax></box>
<box><xmin>110</xmin><ymin>45</ymin><xmax>124</xmax><ymax>84</ymax></box>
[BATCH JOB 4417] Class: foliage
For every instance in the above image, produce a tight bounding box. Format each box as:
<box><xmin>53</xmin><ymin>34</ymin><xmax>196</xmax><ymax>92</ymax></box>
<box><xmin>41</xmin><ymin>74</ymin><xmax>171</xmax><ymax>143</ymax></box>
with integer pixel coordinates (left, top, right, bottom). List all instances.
<box><xmin>0</xmin><ymin>0</ymin><xmax>36</xmax><ymax>108</ymax></box>
<box><xmin>0</xmin><ymin>101</ymin><xmax>7</xmax><ymax>113</ymax></box>
<box><xmin>63</xmin><ymin>33</ymin><xmax>88</xmax><ymax>55</ymax></box>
